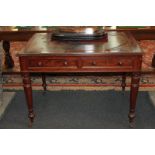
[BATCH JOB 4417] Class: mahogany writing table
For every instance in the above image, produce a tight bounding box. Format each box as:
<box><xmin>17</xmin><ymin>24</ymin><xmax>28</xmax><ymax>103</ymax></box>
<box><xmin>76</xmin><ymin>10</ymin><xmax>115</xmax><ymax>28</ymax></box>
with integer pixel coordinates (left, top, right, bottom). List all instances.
<box><xmin>17</xmin><ymin>31</ymin><xmax>142</xmax><ymax>127</ymax></box>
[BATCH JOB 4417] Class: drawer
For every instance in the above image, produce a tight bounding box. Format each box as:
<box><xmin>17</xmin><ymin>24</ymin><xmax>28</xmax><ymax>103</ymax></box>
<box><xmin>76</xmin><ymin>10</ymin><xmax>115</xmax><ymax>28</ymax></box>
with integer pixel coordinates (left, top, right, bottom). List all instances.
<box><xmin>25</xmin><ymin>55</ymin><xmax>140</xmax><ymax>72</ymax></box>
<box><xmin>28</xmin><ymin>58</ymin><xmax>78</xmax><ymax>68</ymax></box>
<box><xmin>81</xmin><ymin>56</ymin><xmax>133</xmax><ymax>68</ymax></box>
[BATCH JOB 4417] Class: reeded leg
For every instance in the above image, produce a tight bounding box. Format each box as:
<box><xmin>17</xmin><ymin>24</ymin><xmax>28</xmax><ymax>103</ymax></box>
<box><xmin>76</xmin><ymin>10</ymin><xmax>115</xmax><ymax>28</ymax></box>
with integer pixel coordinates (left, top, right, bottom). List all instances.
<box><xmin>22</xmin><ymin>72</ymin><xmax>35</xmax><ymax>127</ymax></box>
<box><xmin>42</xmin><ymin>74</ymin><xmax>47</xmax><ymax>93</ymax></box>
<box><xmin>121</xmin><ymin>73</ymin><xmax>126</xmax><ymax>91</ymax></box>
<box><xmin>2</xmin><ymin>40</ymin><xmax>14</xmax><ymax>68</ymax></box>
<box><xmin>129</xmin><ymin>72</ymin><xmax>141</xmax><ymax>128</ymax></box>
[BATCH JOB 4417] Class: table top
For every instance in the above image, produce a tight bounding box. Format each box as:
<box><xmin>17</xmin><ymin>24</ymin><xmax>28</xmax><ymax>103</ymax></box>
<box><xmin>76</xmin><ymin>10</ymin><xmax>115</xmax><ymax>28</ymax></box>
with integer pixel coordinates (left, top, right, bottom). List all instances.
<box><xmin>17</xmin><ymin>31</ymin><xmax>143</xmax><ymax>57</ymax></box>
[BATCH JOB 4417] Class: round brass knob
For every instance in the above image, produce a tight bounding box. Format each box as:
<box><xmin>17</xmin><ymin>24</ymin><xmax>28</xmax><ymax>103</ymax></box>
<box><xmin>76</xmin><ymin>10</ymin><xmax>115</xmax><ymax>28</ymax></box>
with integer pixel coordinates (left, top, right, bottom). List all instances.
<box><xmin>92</xmin><ymin>61</ymin><xmax>96</xmax><ymax>66</ymax></box>
<box><xmin>64</xmin><ymin>61</ymin><xmax>68</xmax><ymax>66</ymax></box>
<box><xmin>38</xmin><ymin>61</ymin><xmax>43</xmax><ymax>66</ymax></box>
<box><xmin>118</xmin><ymin>61</ymin><xmax>123</xmax><ymax>66</ymax></box>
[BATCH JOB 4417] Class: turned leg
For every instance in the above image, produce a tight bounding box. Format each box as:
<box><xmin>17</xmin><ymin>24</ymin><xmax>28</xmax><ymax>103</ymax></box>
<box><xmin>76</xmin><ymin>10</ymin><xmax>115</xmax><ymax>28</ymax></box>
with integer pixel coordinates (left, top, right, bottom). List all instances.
<box><xmin>42</xmin><ymin>74</ymin><xmax>47</xmax><ymax>92</ymax></box>
<box><xmin>121</xmin><ymin>73</ymin><xmax>126</xmax><ymax>91</ymax></box>
<box><xmin>0</xmin><ymin>41</ymin><xmax>2</xmax><ymax>107</ymax></box>
<box><xmin>22</xmin><ymin>72</ymin><xmax>35</xmax><ymax>127</ymax></box>
<box><xmin>2</xmin><ymin>40</ymin><xmax>14</xmax><ymax>68</ymax></box>
<box><xmin>128</xmin><ymin>72</ymin><xmax>141</xmax><ymax>128</ymax></box>
<box><xmin>152</xmin><ymin>54</ymin><xmax>155</xmax><ymax>68</ymax></box>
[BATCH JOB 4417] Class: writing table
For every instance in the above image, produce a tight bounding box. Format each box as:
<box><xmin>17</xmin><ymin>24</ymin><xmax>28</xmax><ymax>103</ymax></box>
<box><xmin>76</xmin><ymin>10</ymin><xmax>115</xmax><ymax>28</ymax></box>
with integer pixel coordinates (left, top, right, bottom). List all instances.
<box><xmin>17</xmin><ymin>31</ymin><xmax>142</xmax><ymax>127</ymax></box>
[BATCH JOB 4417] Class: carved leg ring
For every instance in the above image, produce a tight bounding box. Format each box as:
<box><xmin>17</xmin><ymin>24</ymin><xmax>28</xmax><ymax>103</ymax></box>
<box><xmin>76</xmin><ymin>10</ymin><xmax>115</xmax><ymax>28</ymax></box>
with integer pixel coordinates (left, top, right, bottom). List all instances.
<box><xmin>129</xmin><ymin>72</ymin><xmax>140</xmax><ymax>128</ymax></box>
<box><xmin>22</xmin><ymin>73</ymin><xmax>35</xmax><ymax>127</ymax></box>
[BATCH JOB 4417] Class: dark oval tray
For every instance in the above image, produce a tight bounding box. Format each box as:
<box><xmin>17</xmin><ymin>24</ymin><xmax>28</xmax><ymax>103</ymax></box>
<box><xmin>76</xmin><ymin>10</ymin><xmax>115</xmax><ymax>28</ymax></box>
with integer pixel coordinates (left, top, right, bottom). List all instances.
<box><xmin>52</xmin><ymin>32</ymin><xmax>107</xmax><ymax>41</ymax></box>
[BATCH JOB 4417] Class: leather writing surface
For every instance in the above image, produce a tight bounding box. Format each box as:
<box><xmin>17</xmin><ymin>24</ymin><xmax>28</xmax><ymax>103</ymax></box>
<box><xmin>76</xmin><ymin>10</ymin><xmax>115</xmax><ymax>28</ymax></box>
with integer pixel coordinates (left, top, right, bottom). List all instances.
<box><xmin>18</xmin><ymin>32</ymin><xmax>142</xmax><ymax>56</ymax></box>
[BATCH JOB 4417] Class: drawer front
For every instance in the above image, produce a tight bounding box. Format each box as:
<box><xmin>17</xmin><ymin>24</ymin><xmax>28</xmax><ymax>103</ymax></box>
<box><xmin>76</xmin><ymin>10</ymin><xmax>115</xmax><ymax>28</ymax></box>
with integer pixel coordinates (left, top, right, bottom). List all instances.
<box><xmin>28</xmin><ymin>58</ymin><xmax>78</xmax><ymax>68</ymax></box>
<box><xmin>81</xmin><ymin>56</ymin><xmax>133</xmax><ymax>68</ymax></box>
<box><xmin>24</xmin><ymin>55</ymin><xmax>141</xmax><ymax>72</ymax></box>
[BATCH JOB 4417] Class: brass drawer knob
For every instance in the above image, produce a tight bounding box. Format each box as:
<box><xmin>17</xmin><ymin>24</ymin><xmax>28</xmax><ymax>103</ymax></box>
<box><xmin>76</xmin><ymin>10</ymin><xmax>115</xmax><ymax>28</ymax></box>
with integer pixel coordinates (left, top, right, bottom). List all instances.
<box><xmin>118</xmin><ymin>61</ymin><xmax>123</xmax><ymax>66</ymax></box>
<box><xmin>64</xmin><ymin>61</ymin><xmax>68</xmax><ymax>66</ymax></box>
<box><xmin>38</xmin><ymin>61</ymin><xmax>43</xmax><ymax>66</ymax></box>
<box><xmin>92</xmin><ymin>61</ymin><xmax>96</xmax><ymax>66</ymax></box>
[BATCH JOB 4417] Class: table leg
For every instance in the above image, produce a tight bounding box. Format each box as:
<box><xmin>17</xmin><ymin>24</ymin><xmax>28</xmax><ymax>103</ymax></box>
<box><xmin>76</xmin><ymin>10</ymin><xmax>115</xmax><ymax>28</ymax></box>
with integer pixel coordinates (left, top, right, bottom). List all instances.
<box><xmin>2</xmin><ymin>40</ymin><xmax>14</xmax><ymax>68</ymax></box>
<box><xmin>129</xmin><ymin>72</ymin><xmax>140</xmax><ymax>127</ymax></box>
<box><xmin>22</xmin><ymin>72</ymin><xmax>35</xmax><ymax>127</ymax></box>
<box><xmin>42</xmin><ymin>74</ymin><xmax>47</xmax><ymax>92</ymax></box>
<box><xmin>0</xmin><ymin>41</ymin><xmax>2</xmax><ymax>107</ymax></box>
<box><xmin>121</xmin><ymin>73</ymin><xmax>126</xmax><ymax>91</ymax></box>
<box><xmin>152</xmin><ymin>54</ymin><xmax>155</xmax><ymax>68</ymax></box>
